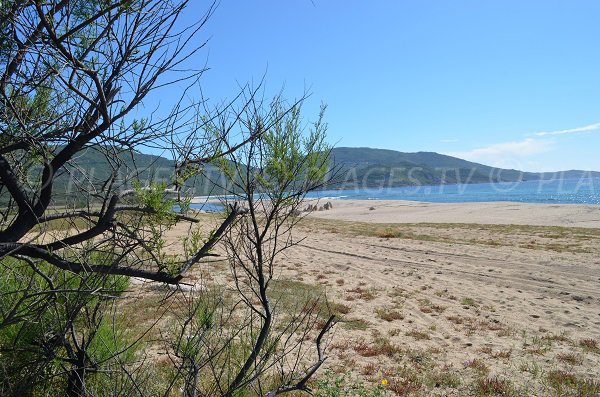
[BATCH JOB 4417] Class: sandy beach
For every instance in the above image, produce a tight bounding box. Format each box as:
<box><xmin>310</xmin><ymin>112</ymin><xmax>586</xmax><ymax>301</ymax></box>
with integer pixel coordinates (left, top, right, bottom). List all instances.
<box><xmin>287</xmin><ymin>200</ymin><xmax>600</xmax><ymax>394</ymax></box>
<box><xmin>157</xmin><ymin>200</ymin><xmax>600</xmax><ymax>395</ymax></box>
<box><xmin>306</xmin><ymin>199</ymin><xmax>600</xmax><ymax>228</ymax></box>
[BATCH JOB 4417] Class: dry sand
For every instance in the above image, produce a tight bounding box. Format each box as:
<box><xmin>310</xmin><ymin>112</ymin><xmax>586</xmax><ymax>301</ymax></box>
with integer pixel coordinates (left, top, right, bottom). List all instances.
<box><xmin>159</xmin><ymin>200</ymin><xmax>600</xmax><ymax>395</ymax></box>
<box><xmin>279</xmin><ymin>200</ymin><xmax>600</xmax><ymax>394</ymax></box>
<box><xmin>307</xmin><ymin>199</ymin><xmax>600</xmax><ymax>228</ymax></box>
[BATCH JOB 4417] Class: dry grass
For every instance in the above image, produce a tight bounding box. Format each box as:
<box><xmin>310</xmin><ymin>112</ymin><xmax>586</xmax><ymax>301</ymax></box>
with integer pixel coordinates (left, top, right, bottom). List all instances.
<box><xmin>354</xmin><ymin>337</ymin><xmax>402</xmax><ymax>358</ymax></box>
<box><xmin>406</xmin><ymin>329</ymin><xmax>430</xmax><ymax>341</ymax></box>
<box><xmin>387</xmin><ymin>377</ymin><xmax>422</xmax><ymax>396</ymax></box>
<box><xmin>579</xmin><ymin>338</ymin><xmax>600</xmax><ymax>353</ymax></box>
<box><xmin>346</xmin><ymin>286</ymin><xmax>377</xmax><ymax>301</ymax></box>
<box><xmin>375</xmin><ymin>307</ymin><xmax>404</xmax><ymax>322</ymax></box>
<box><xmin>464</xmin><ymin>358</ymin><xmax>490</xmax><ymax>375</ymax></box>
<box><xmin>556</xmin><ymin>352</ymin><xmax>583</xmax><ymax>365</ymax></box>
<box><xmin>546</xmin><ymin>370</ymin><xmax>578</xmax><ymax>390</ymax></box>
<box><xmin>476</xmin><ymin>376</ymin><xmax>513</xmax><ymax>396</ymax></box>
<box><xmin>301</xmin><ymin>217</ymin><xmax>600</xmax><ymax>255</ymax></box>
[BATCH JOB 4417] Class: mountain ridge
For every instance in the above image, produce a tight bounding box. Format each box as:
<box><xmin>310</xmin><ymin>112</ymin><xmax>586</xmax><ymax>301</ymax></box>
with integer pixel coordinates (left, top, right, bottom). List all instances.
<box><xmin>327</xmin><ymin>147</ymin><xmax>600</xmax><ymax>189</ymax></box>
<box><xmin>14</xmin><ymin>146</ymin><xmax>597</xmax><ymax>203</ymax></box>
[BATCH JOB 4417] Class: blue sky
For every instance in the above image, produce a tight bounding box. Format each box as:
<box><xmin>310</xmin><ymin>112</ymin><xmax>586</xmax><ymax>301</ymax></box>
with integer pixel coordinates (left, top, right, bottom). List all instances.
<box><xmin>171</xmin><ymin>1</ymin><xmax>600</xmax><ymax>172</ymax></box>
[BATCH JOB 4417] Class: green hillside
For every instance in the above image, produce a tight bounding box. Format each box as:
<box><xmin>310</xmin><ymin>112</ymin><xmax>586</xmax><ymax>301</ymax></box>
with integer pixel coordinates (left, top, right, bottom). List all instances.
<box><xmin>2</xmin><ymin>147</ymin><xmax>227</xmax><ymax>205</ymax></box>
<box><xmin>327</xmin><ymin>147</ymin><xmax>600</xmax><ymax>189</ymax></box>
<box><xmin>6</xmin><ymin>146</ymin><xmax>598</xmax><ymax>205</ymax></box>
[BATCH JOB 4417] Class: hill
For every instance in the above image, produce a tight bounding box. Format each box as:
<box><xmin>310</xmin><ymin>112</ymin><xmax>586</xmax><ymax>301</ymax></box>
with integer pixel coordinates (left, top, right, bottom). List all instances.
<box><xmin>8</xmin><ymin>146</ymin><xmax>598</xmax><ymax>205</ymax></box>
<box><xmin>327</xmin><ymin>147</ymin><xmax>600</xmax><ymax>189</ymax></box>
<box><xmin>8</xmin><ymin>147</ymin><xmax>228</xmax><ymax>205</ymax></box>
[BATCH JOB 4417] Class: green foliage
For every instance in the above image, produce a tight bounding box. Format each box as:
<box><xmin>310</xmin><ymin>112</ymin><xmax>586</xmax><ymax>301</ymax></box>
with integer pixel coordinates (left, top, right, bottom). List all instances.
<box><xmin>0</xmin><ymin>256</ymin><xmax>134</xmax><ymax>396</ymax></box>
<box><xmin>314</xmin><ymin>371</ymin><xmax>388</xmax><ymax>397</ymax></box>
<box><xmin>132</xmin><ymin>180</ymin><xmax>175</xmax><ymax>220</ymax></box>
<box><xmin>86</xmin><ymin>315</ymin><xmax>139</xmax><ymax>368</ymax></box>
<box><xmin>260</xmin><ymin>103</ymin><xmax>331</xmax><ymax>196</ymax></box>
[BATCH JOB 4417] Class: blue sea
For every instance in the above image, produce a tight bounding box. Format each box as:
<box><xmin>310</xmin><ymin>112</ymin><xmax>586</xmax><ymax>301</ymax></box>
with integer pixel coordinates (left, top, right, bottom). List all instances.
<box><xmin>305</xmin><ymin>177</ymin><xmax>600</xmax><ymax>205</ymax></box>
<box><xmin>189</xmin><ymin>178</ymin><xmax>600</xmax><ymax>211</ymax></box>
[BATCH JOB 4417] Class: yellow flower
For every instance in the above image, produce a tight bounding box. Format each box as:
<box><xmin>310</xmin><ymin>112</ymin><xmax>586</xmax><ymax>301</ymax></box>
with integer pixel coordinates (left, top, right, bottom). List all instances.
<box><xmin>381</xmin><ymin>378</ymin><xmax>389</xmax><ymax>385</ymax></box>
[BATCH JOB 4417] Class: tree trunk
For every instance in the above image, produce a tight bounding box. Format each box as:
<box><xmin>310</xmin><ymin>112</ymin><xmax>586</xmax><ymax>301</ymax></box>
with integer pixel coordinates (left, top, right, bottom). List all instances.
<box><xmin>66</xmin><ymin>349</ymin><xmax>87</xmax><ymax>397</ymax></box>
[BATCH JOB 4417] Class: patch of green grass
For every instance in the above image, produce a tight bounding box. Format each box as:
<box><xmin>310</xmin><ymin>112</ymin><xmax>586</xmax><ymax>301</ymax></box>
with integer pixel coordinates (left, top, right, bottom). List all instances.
<box><xmin>524</xmin><ymin>335</ymin><xmax>552</xmax><ymax>356</ymax></box>
<box><xmin>270</xmin><ymin>279</ymin><xmax>335</xmax><ymax>323</ymax></box>
<box><xmin>406</xmin><ymin>329</ymin><xmax>430</xmax><ymax>341</ymax></box>
<box><xmin>375</xmin><ymin>307</ymin><xmax>404</xmax><ymax>322</ymax></box>
<box><xmin>328</xmin><ymin>301</ymin><xmax>352</xmax><ymax>316</ymax></box>
<box><xmin>542</xmin><ymin>331</ymin><xmax>571</xmax><ymax>343</ymax></box>
<box><xmin>546</xmin><ymin>370</ymin><xmax>578</xmax><ymax>391</ymax></box>
<box><xmin>342</xmin><ymin>318</ymin><xmax>369</xmax><ymax>331</ymax></box>
<box><xmin>460</xmin><ymin>297</ymin><xmax>477</xmax><ymax>307</ymax></box>
<box><xmin>425</xmin><ymin>369</ymin><xmax>461</xmax><ymax>389</ymax></box>
<box><xmin>313</xmin><ymin>371</ymin><xmax>387</xmax><ymax>397</ymax></box>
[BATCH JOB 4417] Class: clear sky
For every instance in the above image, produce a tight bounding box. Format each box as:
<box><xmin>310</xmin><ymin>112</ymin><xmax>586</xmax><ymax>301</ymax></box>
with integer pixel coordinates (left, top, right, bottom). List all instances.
<box><xmin>172</xmin><ymin>1</ymin><xmax>600</xmax><ymax>172</ymax></box>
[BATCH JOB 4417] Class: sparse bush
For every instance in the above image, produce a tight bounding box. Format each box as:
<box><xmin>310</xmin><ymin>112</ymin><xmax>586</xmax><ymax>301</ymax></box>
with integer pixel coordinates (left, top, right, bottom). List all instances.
<box><xmin>314</xmin><ymin>371</ymin><xmax>387</xmax><ymax>397</ymax></box>
<box><xmin>476</xmin><ymin>376</ymin><xmax>513</xmax><ymax>396</ymax></box>
<box><xmin>375</xmin><ymin>307</ymin><xmax>404</xmax><ymax>322</ymax></box>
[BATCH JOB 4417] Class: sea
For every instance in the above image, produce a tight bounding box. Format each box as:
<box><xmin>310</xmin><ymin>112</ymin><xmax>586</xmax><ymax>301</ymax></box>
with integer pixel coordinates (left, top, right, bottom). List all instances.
<box><xmin>306</xmin><ymin>177</ymin><xmax>600</xmax><ymax>205</ymax></box>
<box><xmin>189</xmin><ymin>177</ymin><xmax>600</xmax><ymax>211</ymax></box>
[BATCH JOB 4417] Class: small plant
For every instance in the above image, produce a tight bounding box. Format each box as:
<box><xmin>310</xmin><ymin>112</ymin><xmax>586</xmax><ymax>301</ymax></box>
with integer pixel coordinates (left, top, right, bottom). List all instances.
<box><xmin>425</xmin><ymin>369</ymin><xmax>461</xmax><ymax>388</ymax></box>
<box><xmin>519</xmin><ymin>360</ymin><xmax>542</xmax><ymax>377</ymax></box>
<box><xmin>492</xmin><ymin>349</ymin><xmax>512</xmax><ymax>359</ymax></box>
<box><xmin>579</xmin><ymin>338</ymin><xmax>599</xmax><ymax>353</ymax></box>
<box><xmin>546</xmin><ymin>370</ymin><xmax>577</xmax><ymax>391</ymax></box>
<box><xmin>464</xmin><ymin>358</ymin><xmax>490</xmax><ymax>375</ymax></box>
<box><xmin>556</xmin><ymin>352</ymin><xmax>582</xmax><ymax>365</ymax></box>
<box><xmin>460</xmin><ymin>297</ymin><xmax>477</xmax><ymax>307</ymax></box>
<box><xmin>375</xmin><ymin>308</ymin><xmax>404</xmax><ymax>322</ymax></box>
<box><xmin>476</xmin><ymin>376</ymin><xmax>513</xmax><ymax>396</ymax></box>
<box><xmin>342</xmin><ymin>318</ymin><xmax>370</xmax><ymax>331</ymax></box>
<box><xmin>406</xmin><ymin>329</ymin><xmax>430</xmax><ymax>341</ymax></box>
<box><xmin>346</xmin><ymin>287</ymin><xmax>377</xmax><ymax>301</ymax></box>
<box><xmin>524</xmin><ymin>335</ymin><xmax>552</xmax><ymax>356</ymax></box>
<box><xmin>314</xmin><ymin>371</ymin><xmax>388</xmax><ymax>397</ymax></box>
<box><xmin>446</xmin><ymin>315</ymin><xmax>465</xmax><ymax>325</ymax></box>
<box><xmin>387</xmin><ymin>377</ymin><xmax>421</xmax><ymax>396</ymax></box>
<box><xmin>542</xmin><ymin>331</ymin><xmax>571</xmax><ymax>343</ymax></box>
<box><xmin>478</xmin><ymin>346</ymin><xmax>493</xmax><ymax>355</ymax></box>
<box><xmin>361</xmin><ymin>362</ymin><xmax>379</xmax><ymax>376</ymax></box>
<box><xmin>354</xmin><ymin>337</ymin><xmax>401</xmax><ymax>358</ymax></box>
<box><xmin>497</xmin><ymin>327</ymin><xmax>515</xmax><ymax>338</ymax></box>
<box><xmin>329</xmin><ymin>302</ymin><xmax>352</xmax><ymax>315</ymax></box>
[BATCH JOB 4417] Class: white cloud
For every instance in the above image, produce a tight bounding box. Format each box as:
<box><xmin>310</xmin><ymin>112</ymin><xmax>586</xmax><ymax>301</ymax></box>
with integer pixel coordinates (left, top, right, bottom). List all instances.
<box><xmin>447</xmin><ymin>138</ymin><xmax>554</xmax><ymax>166</ymax></box>
<box><xmin>534</xmin><ymin>122</ymin><xmax>600</xmax><ymax>137</ymax></box>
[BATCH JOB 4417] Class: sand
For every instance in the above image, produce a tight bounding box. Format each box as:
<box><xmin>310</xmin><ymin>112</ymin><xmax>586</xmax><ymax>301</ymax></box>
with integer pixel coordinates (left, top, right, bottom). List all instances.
<box><xmin>159</xmin><ymin>200</ymin><xmax>600</xmax><ymax>395</ymax></box>
<box><xmin>306</xmin><ymin>199</ymin><xmax>600</xmax><ymax>228</ymax></box>
<box><xmin>283</xmin><ymin>200</ymin><xmax>600</xmax><ymax>394</ymax></box>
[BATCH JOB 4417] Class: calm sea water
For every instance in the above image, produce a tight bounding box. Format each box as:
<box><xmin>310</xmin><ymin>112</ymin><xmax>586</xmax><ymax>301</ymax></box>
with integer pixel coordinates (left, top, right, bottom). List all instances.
<box><xmin>305</xmin><ymin>178</ymin><xmax>600</xmax><ymax>204</ymax></box>
<box><xmin>189</xmin><ymin>178</ymin><xmax>600</xmax><ymax>211</ymax></box>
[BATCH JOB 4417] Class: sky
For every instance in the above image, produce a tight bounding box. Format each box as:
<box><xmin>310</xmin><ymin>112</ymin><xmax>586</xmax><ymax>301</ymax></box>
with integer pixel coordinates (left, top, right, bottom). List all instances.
<box><xmin>167</xmin><ymin>1</ymin><xmax>600</xmax><ymax>172</ymax></box>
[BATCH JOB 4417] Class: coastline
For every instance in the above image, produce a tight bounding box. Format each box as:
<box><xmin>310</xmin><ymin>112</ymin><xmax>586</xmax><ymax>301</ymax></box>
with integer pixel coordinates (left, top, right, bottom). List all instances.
<box><xmin>306</xmin><ymin>199</ymin><xmax>600</xmax><ymax>228</ymax></box>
